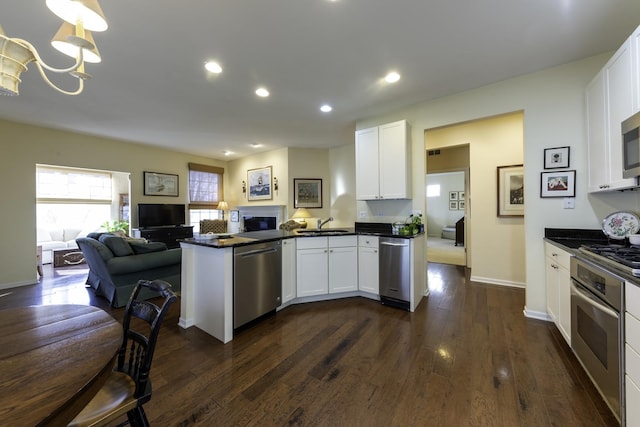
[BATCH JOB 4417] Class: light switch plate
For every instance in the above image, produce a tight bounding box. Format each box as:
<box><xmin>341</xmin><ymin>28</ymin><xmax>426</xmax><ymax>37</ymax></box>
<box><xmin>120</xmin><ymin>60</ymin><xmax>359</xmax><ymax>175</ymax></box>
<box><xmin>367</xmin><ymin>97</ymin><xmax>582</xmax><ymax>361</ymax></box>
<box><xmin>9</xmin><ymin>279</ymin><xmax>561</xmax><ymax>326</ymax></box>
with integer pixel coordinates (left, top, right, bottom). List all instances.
<box><xmin>563</xmin><ymin>198</ymin><xmax>575</xmax><ymax>209</ymax></box>
<box><xmin>359</xmin><ymin>211</ymin><xmax>366</xmax><ymax>219</ymax></box>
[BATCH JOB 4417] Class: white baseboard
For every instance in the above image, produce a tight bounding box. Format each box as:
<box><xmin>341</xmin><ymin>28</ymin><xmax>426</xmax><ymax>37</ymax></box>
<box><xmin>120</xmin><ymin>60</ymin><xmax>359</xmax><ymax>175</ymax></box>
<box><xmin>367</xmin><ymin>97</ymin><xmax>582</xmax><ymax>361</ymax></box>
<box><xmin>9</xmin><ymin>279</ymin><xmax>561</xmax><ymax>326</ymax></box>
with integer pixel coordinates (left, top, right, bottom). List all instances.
<box><xmin>469</xmin><ymin>275</ymin><xmax>525</xmax><ymax>288</ymax></box>
<box><xmin>523</xmin><ymin>306</ymin><xmax>552</xmax><ymax>321</ymax></box>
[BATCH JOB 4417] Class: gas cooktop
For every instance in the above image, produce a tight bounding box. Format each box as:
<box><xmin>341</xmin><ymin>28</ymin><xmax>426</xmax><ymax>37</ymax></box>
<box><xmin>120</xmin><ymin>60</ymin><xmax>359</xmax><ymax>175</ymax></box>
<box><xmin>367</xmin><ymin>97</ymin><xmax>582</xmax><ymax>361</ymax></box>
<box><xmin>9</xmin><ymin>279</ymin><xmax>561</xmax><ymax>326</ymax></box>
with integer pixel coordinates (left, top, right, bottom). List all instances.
<box><xmin>578</xmin><ymin>243</ymin><xmax>640</xmax><ymax>277</ymax></box>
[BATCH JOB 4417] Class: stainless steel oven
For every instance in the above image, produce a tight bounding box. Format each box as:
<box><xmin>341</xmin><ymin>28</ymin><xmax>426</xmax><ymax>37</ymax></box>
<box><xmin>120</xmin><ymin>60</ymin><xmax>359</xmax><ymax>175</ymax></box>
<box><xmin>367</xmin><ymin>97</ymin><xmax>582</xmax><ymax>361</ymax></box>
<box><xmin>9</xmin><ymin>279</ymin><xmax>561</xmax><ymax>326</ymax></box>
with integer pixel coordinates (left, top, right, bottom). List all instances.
<box><xmin>571</xmin><ymin>256</ymin><xmax>624</xmax><ymax>423</ymax></box>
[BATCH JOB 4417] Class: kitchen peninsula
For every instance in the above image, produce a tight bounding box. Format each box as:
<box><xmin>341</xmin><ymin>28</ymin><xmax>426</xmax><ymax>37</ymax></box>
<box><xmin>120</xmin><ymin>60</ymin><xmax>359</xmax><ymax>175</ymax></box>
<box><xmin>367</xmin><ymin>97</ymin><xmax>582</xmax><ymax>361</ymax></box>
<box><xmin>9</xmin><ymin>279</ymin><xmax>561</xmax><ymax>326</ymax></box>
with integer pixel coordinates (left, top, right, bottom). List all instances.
<box><xmin>179</xmin><ymin>228</ymin><xmax>425</xmax><ymax>344</ymax></box>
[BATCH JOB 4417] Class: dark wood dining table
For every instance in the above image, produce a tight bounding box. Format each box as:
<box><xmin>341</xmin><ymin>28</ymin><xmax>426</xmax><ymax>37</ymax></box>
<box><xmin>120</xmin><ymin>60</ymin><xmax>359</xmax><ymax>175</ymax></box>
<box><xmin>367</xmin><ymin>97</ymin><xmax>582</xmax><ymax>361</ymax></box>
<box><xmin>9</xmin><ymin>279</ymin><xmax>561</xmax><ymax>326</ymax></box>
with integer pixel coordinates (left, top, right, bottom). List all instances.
<box><xmin>0</xmin><ymin>304</ymin><xmax>122</xmax><ymax>426</ymax></box>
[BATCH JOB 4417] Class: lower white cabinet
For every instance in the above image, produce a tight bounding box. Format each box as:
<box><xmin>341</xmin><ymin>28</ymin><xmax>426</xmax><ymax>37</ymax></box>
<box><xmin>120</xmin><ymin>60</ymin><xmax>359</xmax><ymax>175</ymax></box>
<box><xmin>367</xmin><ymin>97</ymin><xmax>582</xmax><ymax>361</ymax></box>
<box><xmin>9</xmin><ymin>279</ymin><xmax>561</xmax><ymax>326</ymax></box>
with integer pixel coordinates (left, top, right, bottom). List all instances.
<box><xmin>358</xmin><ymin>236</ymin><xmax>379</xmax><ymax>295</ymax></box>
<box><xmin>626</xmin><ymin>282</ymin><xmax>640</xmax><ymax>424</ymax></box>
<box><xmin>296</xmin><ymin>236</ymin><xmax>358</xmax><ymax>297</ymax></box>
<box><xmin>281</xmin><ymin>238</ymin><xmax>296</xmax><ymax>303</ymax></box>
<box><xmin>544</xmin><ymin>242</ymin><xmax>571</xmax><ymax>345</ymax></box>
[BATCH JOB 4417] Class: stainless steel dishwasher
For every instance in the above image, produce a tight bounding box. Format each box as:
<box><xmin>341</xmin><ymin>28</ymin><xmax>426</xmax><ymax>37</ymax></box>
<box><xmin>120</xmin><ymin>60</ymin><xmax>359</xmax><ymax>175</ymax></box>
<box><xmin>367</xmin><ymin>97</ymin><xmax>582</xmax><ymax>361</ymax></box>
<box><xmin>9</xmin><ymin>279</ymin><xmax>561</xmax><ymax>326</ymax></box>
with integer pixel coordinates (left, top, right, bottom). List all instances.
<box><xmin>379</xmin><ymin>237</ymin><xmax>410</xmax><ymax>310</ymax></box>
<box><xmin>233</xmin><ymin>240</ymin><xmax>282</xmax><ymax>329</ymax></box>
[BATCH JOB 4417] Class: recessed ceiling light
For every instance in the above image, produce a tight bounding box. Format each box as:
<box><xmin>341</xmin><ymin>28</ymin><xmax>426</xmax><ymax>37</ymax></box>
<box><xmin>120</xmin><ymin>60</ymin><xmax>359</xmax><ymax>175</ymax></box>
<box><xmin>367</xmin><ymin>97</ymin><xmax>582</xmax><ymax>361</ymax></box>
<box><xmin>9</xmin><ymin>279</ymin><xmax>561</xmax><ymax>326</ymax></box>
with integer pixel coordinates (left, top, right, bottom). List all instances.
<box><xmin>256</xmin><ymin>87</ymin><xmax>270</xmax><ymax>97</ymax></box>
<box><xmin>223</xmin><ymin>150</ymin><xmax>233</xmax><ymax>156</ymax></box>
<box><xmin>320</xmin><ymin>104</ymin><xmax>333</xmax><ymax>113</ymax></box>
<box><xmin>205</xmin><ymin>61</ymin><xmax>222</xmax><ymax>74</ymax></box>
<box><xmin>250</xmin><ymin>143</ymin><xmax>263</xmax><ymax>148</ymax></box>
<box><xmin>385</xmin><ymin>71</ymin><xmax>401</xmax><ymax>83</ymax></box>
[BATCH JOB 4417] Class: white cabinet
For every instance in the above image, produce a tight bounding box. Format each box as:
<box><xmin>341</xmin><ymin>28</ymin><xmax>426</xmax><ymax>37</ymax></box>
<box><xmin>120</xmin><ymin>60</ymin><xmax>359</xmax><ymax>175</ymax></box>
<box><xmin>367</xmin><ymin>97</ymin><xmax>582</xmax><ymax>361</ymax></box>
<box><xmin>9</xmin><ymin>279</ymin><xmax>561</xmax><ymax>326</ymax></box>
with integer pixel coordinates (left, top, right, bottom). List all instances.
<box><xmin>626</xmin><ymin>282</ymin><xmax>640</xmax><ymax>425</ymax></box>
<box><xmin>632</xmin><ymin>25</ymin><xmax>640</xmax><ymax>113</ymax></box>
<box><xmin>358</xmin><ymin>236</ymin><xmax>379</xmax><ymax>295</ymax></box>
<box><xmin>296</xmin><ymin>236</ymin><xmax>358</xmax><ymax>297</ymax></box>
<box><xmin>587</xmin><ymin>31</ymin><xmax>638</xmax><ymax>192</ymax></box>
<box><xmin>544</xmin><ymin>242</ymin><xmax>571</xmax><ymax>345</ymax></box>
<box><xmin>355</xmin><ymin>120</ymin><xmax>411</xmax><ymax>200</ymax></box>
<box><xmin>281</xmin><ymin>238</ymin><xmax>296</xmax><ymax>304</ymax></box>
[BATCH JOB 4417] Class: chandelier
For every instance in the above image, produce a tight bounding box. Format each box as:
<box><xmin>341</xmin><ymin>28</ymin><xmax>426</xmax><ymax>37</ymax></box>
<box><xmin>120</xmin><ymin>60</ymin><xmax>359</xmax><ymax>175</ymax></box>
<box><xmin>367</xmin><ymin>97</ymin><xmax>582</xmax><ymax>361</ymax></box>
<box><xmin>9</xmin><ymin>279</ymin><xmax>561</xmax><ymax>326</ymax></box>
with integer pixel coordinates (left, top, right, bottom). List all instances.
<box><xmin>0</xmin><ymin>0</ymin><xmax>108</xmax><ymax>96</ymax></box>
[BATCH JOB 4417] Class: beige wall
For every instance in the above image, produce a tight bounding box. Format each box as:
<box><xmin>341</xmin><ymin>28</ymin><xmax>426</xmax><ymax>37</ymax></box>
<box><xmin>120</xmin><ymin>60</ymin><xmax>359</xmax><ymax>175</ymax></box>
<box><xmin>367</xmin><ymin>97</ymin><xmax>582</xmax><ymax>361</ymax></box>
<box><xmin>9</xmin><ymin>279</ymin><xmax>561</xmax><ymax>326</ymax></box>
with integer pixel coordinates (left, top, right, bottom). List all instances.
<box><xmin>226</xmin><ymin>145</ymin><xmax>355</xmax><ymax>228</ymax></box>
<box><xmin>426</xmin><ymin>145</ymin><xmax>470</xmax><ymax>172</ymax></box>
<box><xmin>426</xmin><ymin>112</ymin><xmax>525</xmax><ymax>287</ymax></box>
<box><xmin>0</xmin><ymin>119</ymin><xmax>226</xmax><ymax>289</ymax></box>
<box><xmin>356</xmin><ymin>53</ymin><xmax>640</xmax><ymax>317</ymax></box>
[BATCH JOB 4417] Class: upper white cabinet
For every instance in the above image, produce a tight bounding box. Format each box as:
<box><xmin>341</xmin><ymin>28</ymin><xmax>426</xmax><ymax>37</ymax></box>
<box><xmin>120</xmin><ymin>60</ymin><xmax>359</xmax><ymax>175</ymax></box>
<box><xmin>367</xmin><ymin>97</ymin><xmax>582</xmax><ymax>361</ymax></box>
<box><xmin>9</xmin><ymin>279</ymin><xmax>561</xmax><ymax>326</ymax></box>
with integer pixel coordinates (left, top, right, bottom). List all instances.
<box><xmin>355</xmin><ymin>120</ymin><xmax>411</xmax><ymax>200</ymax></box>
<box><xmin>632</xmin><ymin>25</ymin><xmax>640</xmax><ymax>113</ymax></box>
<box><xmin>587</xmin><ymin>28</ymin><xmax>638</xmax><ymax>192</ymax></box>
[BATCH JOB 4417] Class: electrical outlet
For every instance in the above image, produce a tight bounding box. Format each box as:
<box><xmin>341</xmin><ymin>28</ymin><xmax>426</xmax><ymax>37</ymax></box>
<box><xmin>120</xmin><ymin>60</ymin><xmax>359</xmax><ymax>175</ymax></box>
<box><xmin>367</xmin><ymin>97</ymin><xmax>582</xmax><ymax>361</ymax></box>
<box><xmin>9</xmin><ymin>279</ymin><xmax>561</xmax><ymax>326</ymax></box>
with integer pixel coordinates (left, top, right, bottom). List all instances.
<box><xmin>359</xmin><ymin>211</ymin><xmax>366</xmax><ymax>219</ymax></box>
<box><xmin>563</xmin><ymin>198</ymin><xmax>575</xmax><ymax>209</ymax></box>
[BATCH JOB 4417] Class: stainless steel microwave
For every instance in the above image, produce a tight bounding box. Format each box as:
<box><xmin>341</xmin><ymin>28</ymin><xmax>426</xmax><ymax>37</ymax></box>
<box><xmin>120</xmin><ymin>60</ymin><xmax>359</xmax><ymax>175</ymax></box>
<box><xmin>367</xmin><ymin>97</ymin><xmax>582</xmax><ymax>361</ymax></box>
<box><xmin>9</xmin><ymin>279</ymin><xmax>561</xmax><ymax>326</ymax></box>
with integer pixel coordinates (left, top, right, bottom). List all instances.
<box><xmin>623</xmin><ymin>110</ymin><xmax>640</xmax><ymax>178</ymax></box>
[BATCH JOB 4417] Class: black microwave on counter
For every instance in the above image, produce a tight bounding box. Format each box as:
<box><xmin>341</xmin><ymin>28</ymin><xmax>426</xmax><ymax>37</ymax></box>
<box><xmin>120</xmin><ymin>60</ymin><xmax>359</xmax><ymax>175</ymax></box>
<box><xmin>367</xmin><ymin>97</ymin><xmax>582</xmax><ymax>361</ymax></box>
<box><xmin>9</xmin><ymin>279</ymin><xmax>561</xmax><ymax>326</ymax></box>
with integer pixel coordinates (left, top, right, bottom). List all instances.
<box><xmin>622</xmin><ymin>110</ymin><xmax>640</xmax><ymax>178</ymax></box>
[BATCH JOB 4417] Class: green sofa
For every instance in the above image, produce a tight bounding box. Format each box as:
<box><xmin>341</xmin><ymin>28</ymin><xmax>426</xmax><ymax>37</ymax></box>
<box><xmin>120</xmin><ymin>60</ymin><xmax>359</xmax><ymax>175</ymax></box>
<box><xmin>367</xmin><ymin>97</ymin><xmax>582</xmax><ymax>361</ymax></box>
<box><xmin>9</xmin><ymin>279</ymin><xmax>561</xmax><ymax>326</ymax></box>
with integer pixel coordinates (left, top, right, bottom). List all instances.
<box><xmin>76</xmin><ymin>234</ymin><xmax>181</xmax><ymax>307</ymax></box>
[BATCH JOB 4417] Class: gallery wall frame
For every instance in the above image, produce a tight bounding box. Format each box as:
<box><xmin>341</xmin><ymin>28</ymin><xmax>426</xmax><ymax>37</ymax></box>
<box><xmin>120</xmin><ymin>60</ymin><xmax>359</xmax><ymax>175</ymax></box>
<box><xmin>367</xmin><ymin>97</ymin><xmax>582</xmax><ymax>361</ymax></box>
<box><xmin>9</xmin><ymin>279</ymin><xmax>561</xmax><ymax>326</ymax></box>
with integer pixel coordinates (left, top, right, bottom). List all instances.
<box><xmin>449</xmin><ymin>201</ymin><xmax>458</xmax><ymax>210</ymax></box>
<box><xmin>294</xmin><ymin>178</ymin><xmax>323</xmax><ymax>208</ymax></box>
<box><xmin>143</xmin><ymin>171</ymin><xmax>179</xmax><ymax>196</ymax></box>
<box><xmin>449</xmin><ymin>191</ymin><xmax>458</xmax><ymax>201</ymax></box>
<box><xmin>540</xmin><ymin>170</ymin><xmax>576</xmax><ymax>198</ymax></box>
<box><xmin>497</xmin><ymin>164</ymin><xmax>524</xmax><ymax>217</ymax></box>
<box><xmin>544</xmin><ymin>146</ymin><xmax>570</xmax><ymax>169</ymax></box>
<box><xmin>247</xmin><ymin>166</ymin><xmax>273</xmax><ymax>201</ymax></box>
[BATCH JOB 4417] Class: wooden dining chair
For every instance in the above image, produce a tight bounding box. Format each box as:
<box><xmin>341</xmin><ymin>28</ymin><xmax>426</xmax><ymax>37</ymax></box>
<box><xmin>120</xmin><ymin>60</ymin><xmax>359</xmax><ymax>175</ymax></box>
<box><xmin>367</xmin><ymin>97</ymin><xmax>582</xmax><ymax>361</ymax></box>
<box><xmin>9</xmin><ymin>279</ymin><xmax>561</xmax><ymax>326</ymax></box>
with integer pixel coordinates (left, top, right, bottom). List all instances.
<box><xmin>69</xmin><ymin>279</ymin><xmax>177</xmax><ymax>427</ymax></box>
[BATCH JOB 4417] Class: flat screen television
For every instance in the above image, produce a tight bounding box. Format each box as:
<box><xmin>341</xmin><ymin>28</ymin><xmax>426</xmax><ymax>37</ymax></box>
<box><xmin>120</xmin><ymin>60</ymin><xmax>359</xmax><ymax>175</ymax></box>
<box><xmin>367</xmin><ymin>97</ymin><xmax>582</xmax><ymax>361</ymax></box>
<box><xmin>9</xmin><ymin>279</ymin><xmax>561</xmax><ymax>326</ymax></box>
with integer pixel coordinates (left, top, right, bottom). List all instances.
<box><xmin>138</xmin><ymin>204</ymin><xmax>186</xmax><ymax>228</ymax></box>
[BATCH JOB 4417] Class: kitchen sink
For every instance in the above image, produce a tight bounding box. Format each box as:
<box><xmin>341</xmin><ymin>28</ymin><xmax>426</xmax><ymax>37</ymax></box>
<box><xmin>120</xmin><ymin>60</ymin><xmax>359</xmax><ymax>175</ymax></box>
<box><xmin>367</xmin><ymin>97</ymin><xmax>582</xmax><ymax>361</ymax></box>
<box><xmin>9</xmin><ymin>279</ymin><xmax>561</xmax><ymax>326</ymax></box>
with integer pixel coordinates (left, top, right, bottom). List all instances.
<box><xmin>295</xmin><ymin>229</ymin><xmax>350</xmax><ymax>236</ymax></box>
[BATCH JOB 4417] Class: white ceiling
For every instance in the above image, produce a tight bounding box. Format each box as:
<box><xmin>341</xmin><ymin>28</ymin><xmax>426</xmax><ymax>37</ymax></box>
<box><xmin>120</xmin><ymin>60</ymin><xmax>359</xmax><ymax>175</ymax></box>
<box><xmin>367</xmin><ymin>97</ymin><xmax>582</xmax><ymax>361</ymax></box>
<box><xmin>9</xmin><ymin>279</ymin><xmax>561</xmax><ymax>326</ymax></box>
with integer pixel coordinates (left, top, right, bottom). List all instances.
<box><xmin>2</xmin><ymin>1</ymin><xmax>640</xmax><ymax>160</ymax></box>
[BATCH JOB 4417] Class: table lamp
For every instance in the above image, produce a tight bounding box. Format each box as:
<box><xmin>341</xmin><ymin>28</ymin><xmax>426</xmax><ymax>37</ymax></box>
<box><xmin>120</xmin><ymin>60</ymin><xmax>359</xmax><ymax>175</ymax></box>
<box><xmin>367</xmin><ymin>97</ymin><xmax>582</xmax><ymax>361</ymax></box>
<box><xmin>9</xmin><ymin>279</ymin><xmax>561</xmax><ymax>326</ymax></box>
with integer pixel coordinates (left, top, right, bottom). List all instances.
<box><xmin>291</xmin><ymin>208</ymin><xmax>312</xmax><ymax>228</ymax></box>
<box><xmin>218</xmin><ymin>201</ymin><xmax>229</xmax><ymax>220</ymax></box>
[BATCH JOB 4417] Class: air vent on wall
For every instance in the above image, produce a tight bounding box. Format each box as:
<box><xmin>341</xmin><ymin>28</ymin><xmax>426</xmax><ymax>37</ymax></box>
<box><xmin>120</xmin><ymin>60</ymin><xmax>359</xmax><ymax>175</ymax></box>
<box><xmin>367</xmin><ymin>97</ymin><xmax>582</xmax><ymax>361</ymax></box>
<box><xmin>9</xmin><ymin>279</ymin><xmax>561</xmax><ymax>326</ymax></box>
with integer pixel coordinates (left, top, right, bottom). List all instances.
<box><xmin>427</xmin><ymin>149</ymin><xmax>441</xmax><ymax>156</ymax></box>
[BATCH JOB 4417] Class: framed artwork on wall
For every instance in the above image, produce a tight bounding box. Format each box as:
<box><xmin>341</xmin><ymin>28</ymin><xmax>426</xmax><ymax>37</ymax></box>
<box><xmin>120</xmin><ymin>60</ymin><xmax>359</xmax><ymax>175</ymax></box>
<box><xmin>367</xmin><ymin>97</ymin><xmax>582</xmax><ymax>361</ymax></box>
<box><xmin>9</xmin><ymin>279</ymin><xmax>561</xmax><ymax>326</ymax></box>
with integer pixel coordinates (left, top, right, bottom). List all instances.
<box><xmin>544</xmin><ymin>146</ymin><xmax>570</xmax><ymax>169</ymax></box>
<box><xmin>497</xmin><ymin>164</ymin><xmax>524</xmax><ymax>217</ymax></box>
<box><xmin>449</xmin><ymin>201</ymin><xmax>458</xmax><ymax>210</ymax></box>
<box><xmin>247</xmin><ymin>166</ymin><xmax>273</xmax><ymax>201</ymax></box>
<box><xmin>230</xmin><ymin>210</ymin><xmax>239</xmax><ymax>222</ymax></box>
<box><xmin>294</xmin><ymin>178</ymin><xmax>322</xmax><ymax>208</ymax></box>
<box><xmin>143</xmin><ymin>171</ymin><xmax>178</xmax><ymax>196</ymax></box>
<box><xmin>449</xmin><ymin>191</ymin><xmax>458</xmax><ymax>201</ymax></box>
<box><xmin>540</xmin><ymin>170</ymin><xmax>576</xmax><ymax>198</ymax></box>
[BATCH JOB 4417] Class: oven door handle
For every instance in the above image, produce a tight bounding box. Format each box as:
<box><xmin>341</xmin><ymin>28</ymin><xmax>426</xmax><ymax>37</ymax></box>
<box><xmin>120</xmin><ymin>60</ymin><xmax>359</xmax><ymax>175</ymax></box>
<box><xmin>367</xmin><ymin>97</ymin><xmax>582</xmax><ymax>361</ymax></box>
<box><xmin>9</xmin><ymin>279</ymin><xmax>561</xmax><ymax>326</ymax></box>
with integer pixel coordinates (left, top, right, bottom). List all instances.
<box><xmin>571</xmin><ymin>280</ymin><xmax>618</xmax><ymax>319</ymax></box>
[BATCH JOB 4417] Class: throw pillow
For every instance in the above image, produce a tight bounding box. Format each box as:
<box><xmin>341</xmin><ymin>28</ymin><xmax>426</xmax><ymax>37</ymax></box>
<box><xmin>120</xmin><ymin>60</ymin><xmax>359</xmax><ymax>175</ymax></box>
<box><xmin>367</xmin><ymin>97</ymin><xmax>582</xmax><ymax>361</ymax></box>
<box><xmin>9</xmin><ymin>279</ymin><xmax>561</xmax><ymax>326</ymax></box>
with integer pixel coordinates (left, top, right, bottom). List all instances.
<box><xmin>129</xmin><ymin>241</ymin><xmax>168</xmax><ymax>255</ymax></box>
<box><xmin>99</xmin><ymin>234</ymin><xmax>134</xmax><ymax>257</ymax></box>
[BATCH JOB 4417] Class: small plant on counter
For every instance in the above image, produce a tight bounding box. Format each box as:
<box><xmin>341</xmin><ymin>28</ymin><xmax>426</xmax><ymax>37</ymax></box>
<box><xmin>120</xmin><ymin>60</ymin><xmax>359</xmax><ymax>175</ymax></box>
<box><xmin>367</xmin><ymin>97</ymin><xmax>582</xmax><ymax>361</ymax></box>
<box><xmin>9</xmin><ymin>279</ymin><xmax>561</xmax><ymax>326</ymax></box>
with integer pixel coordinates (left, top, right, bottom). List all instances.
<box><xmin>406</xmin><ymin>213</ymin><xmax>423</xmax><ymax>235</ymax></box>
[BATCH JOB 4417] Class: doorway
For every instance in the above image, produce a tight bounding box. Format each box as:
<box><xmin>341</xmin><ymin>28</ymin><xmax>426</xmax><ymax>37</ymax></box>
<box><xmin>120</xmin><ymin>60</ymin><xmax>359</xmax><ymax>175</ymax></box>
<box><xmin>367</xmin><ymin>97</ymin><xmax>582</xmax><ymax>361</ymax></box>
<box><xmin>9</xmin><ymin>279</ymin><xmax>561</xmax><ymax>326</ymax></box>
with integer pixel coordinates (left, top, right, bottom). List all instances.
<box><xmin>426</xmin><ymin>170</ymin><xmax>467</xmax><ymax>266</ymax></box>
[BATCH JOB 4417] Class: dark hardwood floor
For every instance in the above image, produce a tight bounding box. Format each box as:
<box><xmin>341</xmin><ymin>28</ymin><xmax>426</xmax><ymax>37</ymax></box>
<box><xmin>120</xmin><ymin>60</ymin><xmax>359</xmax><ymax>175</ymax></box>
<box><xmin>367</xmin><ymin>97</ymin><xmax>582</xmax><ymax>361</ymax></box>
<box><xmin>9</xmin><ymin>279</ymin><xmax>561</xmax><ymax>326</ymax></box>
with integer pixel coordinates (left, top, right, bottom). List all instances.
<box><xmin>0</xmin><ymin>263</ymin><xmax>619</xmax><ymax>426</ymax></box>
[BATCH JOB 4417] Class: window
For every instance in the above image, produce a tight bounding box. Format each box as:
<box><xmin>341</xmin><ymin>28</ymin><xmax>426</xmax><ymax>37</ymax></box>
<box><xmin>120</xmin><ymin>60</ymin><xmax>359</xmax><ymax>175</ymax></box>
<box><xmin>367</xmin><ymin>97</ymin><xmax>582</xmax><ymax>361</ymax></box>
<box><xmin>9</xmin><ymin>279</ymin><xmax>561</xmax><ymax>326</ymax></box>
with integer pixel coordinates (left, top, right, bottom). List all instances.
<box><xmin>188</xmin><ymin>163</ymin><xmax>224</xmax><ymax>232</ymax></box>
<box><xmin>188</xmin><ymin>163</ymin><xmax>224</xmax><ymax>208</ymax></box>
<box><xmin>426</xmin><ymin>184</ymin><xmax>441</xmax><ymax>198</ymax></box>
<box><xmin>36</xmin><ymin>166</ymin><xmax>113</xmax><ymax>231</ymax></box>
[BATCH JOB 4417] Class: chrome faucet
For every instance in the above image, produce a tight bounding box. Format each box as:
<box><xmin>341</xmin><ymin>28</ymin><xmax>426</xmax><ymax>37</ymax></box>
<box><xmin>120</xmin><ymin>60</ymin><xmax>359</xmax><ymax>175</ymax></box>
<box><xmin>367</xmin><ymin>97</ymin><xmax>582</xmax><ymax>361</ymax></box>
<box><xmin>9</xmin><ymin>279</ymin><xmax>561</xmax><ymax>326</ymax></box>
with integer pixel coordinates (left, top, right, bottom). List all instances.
<box><xmin>317</xmin><ymin>217</ymin><xmax>333</xmax><ymax>229</ymax></box>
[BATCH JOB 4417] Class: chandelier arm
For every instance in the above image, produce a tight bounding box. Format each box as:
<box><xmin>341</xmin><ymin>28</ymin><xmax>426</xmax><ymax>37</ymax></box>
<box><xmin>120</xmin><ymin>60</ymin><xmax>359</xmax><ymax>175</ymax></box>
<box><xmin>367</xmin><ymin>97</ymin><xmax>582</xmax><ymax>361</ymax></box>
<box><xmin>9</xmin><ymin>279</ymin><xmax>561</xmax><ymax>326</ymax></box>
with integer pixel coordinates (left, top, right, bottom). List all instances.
<box><xmin>32</xmin><ymin>60</ymin><xmax>85</xmax><ymax>95</ymax></box>
<box><xmin>13</xmin><ymin>38</ymin><xmax>84</xmax><ymax>74</ymax></box>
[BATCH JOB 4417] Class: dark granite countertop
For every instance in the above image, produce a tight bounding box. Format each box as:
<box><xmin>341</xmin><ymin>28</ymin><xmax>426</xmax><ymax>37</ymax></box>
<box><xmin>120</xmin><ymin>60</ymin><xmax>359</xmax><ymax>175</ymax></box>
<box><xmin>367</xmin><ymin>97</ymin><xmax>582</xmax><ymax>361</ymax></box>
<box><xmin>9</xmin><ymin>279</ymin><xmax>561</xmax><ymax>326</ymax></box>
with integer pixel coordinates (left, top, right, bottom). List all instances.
<box><xmin>181</xmin><ymin>227</ymin><xmax>424</xmax><ymax>249</ymax></box>
<box><xmin>544</xmin><ymin>227</ymin><xmax>610</xmax><ymax>250</ymax></box>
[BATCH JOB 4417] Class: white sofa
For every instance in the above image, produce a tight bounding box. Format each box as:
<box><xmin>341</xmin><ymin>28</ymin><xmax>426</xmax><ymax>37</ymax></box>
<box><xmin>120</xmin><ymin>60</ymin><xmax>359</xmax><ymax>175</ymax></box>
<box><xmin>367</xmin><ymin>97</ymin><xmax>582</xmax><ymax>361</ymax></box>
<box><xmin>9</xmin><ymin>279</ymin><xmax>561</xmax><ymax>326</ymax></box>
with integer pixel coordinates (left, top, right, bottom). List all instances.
<box><xmin>37</xmin><ymin>228</ymin><xmax>85</xmax><ymax>264</ymax></box>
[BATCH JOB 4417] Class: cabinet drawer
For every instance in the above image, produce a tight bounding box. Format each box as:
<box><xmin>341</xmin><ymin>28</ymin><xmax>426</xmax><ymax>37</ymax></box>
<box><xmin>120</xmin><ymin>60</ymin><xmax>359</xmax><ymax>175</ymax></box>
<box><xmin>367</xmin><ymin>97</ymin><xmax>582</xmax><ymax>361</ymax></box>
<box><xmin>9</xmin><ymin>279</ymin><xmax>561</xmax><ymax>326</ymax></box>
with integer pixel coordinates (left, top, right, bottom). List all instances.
<box><xmin>627</xmin><ymin>343</ymin><xmax>640</xmax><ymax>386</ymax></box>
<box><xmin>627</xmin><ymin>374</ymin><xmax>640</xmax><ymax>426</ymax></box>
<box><xmin>627</xmin><ymin>282</ymin><xmax>640</xmax><ymax>319</ymax></box>
<box><xmin>544</xmin><ymin>242</ymin><xmax>571</xmax><ymax>269</ymax></box>
<box><xmin>329</xmin><ymin>235</ymin><xmax>357</xmax><ymax>248</ymax></box>
<box><xmin>358</xmin><ymin>235</ymin><xmax>379</xmax><ymax>248</ymax></box>
<box><xmin>296</xmin><ymin>236</ymin><xmax>328</xmax><ymax>249</ymax></box>
<box><xmin>626</xmin><ymin>312</ymin><xmax>640</xmax><ymax>352</ymax></box>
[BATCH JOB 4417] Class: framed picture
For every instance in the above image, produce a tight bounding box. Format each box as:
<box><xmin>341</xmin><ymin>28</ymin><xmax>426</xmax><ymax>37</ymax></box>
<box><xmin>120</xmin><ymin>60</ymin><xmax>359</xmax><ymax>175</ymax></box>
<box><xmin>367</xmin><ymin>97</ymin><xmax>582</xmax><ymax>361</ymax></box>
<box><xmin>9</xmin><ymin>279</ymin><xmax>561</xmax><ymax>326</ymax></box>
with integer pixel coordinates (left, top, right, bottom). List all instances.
<box><xmin>247</xmin><ymin>166</ymin><xmax>273</xmax><ymax>201</ymax></box>
<box><xmin>449</xmin><ymin>201</ymin><xmax>458</xmax><ymax>210</ymax></box>
<box><xmin>143</xmin><ymin>171</ymin><xmax>178</xmax><ymax>196</ymax></box>
<box><xmin>449</xmin><ymin>191</ymin><xmax>458</xmax><ymax>201</ymax></box>
<box><xmin>540</xmin><ymin>170</ymin><xmax>576</xmax><ymax>198</ymax></box>
<box><xmin>544</xmin><ymin>146</ymin><xmax>570</xmax><ymax>169</ymax></box>
<box><xmin>294</xmin><ymin>178</ymin><xmax>323</xmax><ymax>208</ymax></box>
<box><xmin>497</xmin><ymin>164</ymin><xmax>524</xmax><ymax>217</ymax></box>
<box><xmin>458</xmin><ymin>191</ymin><xmax>465</xmax><ymax>200</ymax></box>
<box><xmin>459</xmin><ymin>201</ymin><xmax>465</xmax><ymax>210</ymax></box>
<box><xmin>230</xmin><ymin>210</ymin><xmax>239</xmax><ymax>222</ymax></box>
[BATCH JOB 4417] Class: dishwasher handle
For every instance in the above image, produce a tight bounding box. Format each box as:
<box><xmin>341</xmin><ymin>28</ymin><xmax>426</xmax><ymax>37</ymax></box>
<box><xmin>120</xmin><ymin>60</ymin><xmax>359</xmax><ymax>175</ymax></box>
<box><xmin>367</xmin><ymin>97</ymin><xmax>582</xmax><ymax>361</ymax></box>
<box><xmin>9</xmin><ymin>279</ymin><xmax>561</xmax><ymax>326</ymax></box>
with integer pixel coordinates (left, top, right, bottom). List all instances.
<box><xmin>380</xmin><ymin>241</ymin><xmax>409</xmax><ymax>247</ymax></box>
<box><xmin>238</xmin><ymin>247</ymin><xmax>279</xmax><ymax>257</ymax></box>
